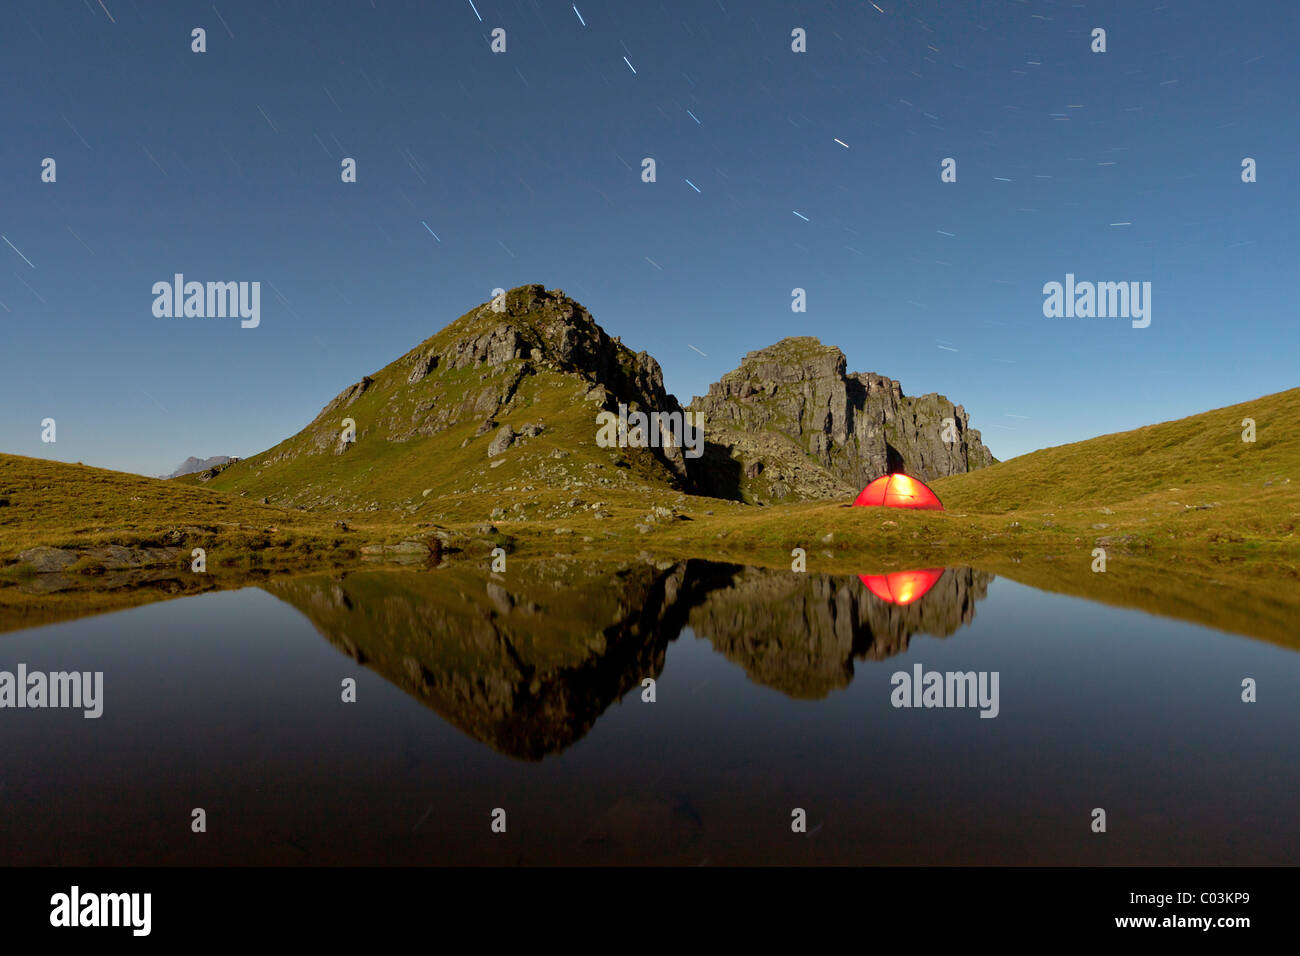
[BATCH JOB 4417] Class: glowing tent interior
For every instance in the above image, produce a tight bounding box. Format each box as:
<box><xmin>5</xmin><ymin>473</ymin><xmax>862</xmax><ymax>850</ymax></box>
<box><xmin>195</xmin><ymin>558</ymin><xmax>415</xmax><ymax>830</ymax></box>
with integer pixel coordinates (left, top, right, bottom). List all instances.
<box><xmin>852</xmin><ymin>473</ymin><xmax>944</xmax><ymax>510</ymax></box>
<box><xmin>858</xmin><ymin>568</ymin><xmax>945</xmax><ymax>606</ymax></box>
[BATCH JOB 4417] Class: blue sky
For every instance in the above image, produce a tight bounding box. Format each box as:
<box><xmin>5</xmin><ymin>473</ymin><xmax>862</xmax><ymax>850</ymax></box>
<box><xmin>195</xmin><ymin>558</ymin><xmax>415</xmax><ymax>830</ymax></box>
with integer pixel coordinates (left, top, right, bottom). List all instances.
<box><xmin>2</xmin><ymin>0</ymin><xmax>1296</xmax><ymax>476</ymax></box>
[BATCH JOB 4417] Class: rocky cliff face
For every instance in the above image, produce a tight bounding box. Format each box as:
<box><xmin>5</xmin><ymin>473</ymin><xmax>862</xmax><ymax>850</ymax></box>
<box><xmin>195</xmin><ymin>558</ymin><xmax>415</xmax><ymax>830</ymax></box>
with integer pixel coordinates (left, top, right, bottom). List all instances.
<box><xmin>689</xmin><ymin>336</ymin><xmax>994</xmax><ymax>502</ymax></box>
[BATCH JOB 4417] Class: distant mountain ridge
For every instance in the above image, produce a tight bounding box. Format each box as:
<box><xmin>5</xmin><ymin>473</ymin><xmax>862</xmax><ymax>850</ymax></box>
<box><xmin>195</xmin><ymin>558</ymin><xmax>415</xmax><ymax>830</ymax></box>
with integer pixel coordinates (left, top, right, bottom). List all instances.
<box><xmin>165</xmin><ymin>455</ymin><xmax>234</xmax><ymax>479</ymax></box>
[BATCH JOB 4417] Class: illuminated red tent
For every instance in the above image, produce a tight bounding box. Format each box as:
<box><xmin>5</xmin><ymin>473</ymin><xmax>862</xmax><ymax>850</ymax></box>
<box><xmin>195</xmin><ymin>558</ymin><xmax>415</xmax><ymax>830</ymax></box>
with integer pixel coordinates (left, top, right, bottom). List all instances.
<box><xmin>858</xmin><ymin>568</ymin><xmax>944</xmax><ymax>606</ymax></box>
<box><xmin>852</xmin><ymin>473</ymin><xmax>944</xmax><ymax>510</ymax></box>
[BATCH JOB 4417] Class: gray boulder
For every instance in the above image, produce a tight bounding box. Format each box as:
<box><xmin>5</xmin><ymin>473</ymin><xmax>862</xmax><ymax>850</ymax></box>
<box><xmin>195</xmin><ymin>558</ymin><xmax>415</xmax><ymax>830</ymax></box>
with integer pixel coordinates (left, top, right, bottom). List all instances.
<box><xmin>16</xmin><ymin>546</ymin><xmax>79</xmax><ymax>572</ymax></box>
<box><xmin>487</xmin><ymin>424</ymin><xmax>516</xmax><ymax>457</ymax></box>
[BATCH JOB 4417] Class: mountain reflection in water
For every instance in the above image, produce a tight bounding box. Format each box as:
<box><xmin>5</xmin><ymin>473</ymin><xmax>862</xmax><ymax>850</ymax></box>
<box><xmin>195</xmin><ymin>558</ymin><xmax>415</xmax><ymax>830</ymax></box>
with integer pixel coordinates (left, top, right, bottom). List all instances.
<box><xmin>263</xmin><ymin>561</ymin><xmax>992</xmax><ymax>760</ymax></box>
<box><xmin>6</xmin><ymin>556</ymin><xmax>1299</xmax><ymax>866</ymax></box>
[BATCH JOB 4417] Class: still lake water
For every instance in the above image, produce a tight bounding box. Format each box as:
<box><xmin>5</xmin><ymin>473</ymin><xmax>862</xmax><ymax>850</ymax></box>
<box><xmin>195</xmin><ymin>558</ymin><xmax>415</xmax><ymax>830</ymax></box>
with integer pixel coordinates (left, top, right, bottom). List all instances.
<box><xmin>2</xmin><ymin>560</ymin><xmax>1297</xmax><ymax>865</ymax></box>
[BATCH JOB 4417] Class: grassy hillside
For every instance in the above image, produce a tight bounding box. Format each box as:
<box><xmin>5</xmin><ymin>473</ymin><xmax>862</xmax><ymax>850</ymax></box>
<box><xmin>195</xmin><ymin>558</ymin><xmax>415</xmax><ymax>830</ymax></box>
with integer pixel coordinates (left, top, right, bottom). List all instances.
<box><xmin>932</xmin><ymin>386</ymin><xmax>1300</xmax><ymax>545</ymax></box>
<box><xmin>936</xmin><ymin>387</ymin><xmax>1298</xmax><ymax>513</ymax></box>
<box><xmin>202</xmin><ymin>364</ymin><xmax>684</xmax><ymax>524</ymax></box>
<box><xmin>200</xmin><ymin>286</ymin><xmax>688</xmax><ymax>516</ymax></box>
<box><xmin>0</xmin><ymin>452</ymin><xmax>366</xmax><ymax>566</ymax></box>
<box><xmin>4</xmin><ymin>387</ymin><xmax>1296</xmax><ymax>603</ymax></box>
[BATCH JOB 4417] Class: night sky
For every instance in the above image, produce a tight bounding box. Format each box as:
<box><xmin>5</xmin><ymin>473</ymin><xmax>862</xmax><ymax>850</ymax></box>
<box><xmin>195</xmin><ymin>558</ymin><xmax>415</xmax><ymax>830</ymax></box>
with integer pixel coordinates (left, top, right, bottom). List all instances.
<box><xmin>3</xmin><ymin>0</ymin><xmax>1296</xmax><ymax>476</ymax></box>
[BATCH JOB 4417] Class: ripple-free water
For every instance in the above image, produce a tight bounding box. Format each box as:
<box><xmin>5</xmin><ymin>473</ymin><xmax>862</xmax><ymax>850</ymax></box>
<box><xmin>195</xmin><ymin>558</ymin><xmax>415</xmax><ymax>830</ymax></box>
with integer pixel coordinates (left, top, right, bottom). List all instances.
<box><xmin>1</xmin><ymin>563</ymin><xmax>1296</xmax><ymax>865</ymax></box>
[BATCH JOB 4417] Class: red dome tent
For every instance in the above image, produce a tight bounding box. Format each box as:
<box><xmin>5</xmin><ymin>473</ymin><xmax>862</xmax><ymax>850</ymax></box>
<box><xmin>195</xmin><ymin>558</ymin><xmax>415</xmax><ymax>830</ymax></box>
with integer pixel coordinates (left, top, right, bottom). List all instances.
<box><xmin>852</xmin><ymin>473</ymin><xmax>944</xmax><ymax>510</ymax></box>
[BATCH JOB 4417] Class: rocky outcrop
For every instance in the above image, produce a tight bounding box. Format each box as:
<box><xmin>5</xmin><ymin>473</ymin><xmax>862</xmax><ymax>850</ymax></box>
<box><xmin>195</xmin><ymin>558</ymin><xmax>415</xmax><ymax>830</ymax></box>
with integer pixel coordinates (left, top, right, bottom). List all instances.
<box><xmin>487</xmin><ymin>424</ymin><xmax>515</xmax><ymax>457</ymax></box>
<box><xmin>321</xmin><ymin>376</ymin><xmax>373</xmax><ymax>415</ymax></box>
<box><xmin>417</xmin><ymin>285</ymin><xmax>681</xmax><ymax>435</ymax></box>
<box><xmin>15</xmin><ymin>544</ymin><xmax>186</xmax><ymax>572</ymax></box>
<box><xmin>192</xmin><ymin>460</ymin><xmax>239</xmax><ymax>481</ymax></box>
<box><xmin>15</xmin><ymin>546</ymin><xmax>79</xmax><ymax>573</ymax></box>
<box><xmin>689</xmin><ymin>337</ymin><xmax>994</xmax><ymax>502</ymax></box>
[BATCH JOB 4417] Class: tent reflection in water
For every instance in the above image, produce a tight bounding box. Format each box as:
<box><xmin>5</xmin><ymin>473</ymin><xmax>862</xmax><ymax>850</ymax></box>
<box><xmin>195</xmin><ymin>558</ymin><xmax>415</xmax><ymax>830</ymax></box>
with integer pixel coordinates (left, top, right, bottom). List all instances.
<box><xmin>858</xmin><ymin>569</ymin><xmax>945</xmax><ymax>606</ymax></box>
<box><xmin>852</xmin><ymin>472</ymin><xmax>944</xmax><ymax>510</ymax></box>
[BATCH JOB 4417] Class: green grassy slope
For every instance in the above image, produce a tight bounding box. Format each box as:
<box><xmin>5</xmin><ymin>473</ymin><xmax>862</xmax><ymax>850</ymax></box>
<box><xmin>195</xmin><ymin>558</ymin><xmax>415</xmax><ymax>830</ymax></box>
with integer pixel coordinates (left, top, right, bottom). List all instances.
<box><xmin>203</xmin><ymin>365</ymin><xmax>681</xmax><ymax>521</ymax></box>
<box><xmin>0</xmin><ymin>452</ymin><xmax>358</xmax><ymax>560</ymax></box>
<box><xmin>201</xmin><ymin>290</ymin><xmax>688</xmax><ymax>521</ymax></box>
<box><xmin>934</xmin><ymin>387</ymin><xmax>1300</xmax><ymax>538</ymax></box>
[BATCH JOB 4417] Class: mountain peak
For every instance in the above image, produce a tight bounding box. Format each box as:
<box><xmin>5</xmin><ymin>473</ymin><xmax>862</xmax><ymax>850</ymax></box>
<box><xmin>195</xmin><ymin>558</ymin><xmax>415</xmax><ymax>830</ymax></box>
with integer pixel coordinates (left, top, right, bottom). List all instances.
<box><xmin>206</xmin><ymin>285</ymin><xmax>693</xmax><ymax>512</ymax></box>
<box><xmin>428</xmin><ymin>284</ymin><xmax>670</xmax><ymax>401</ymax></box>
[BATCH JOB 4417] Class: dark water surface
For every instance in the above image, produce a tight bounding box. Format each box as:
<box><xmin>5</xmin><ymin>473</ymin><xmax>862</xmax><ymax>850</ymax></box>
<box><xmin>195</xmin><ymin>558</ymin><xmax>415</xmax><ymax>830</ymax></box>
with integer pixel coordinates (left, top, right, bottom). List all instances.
<box><xmin>1</xmin><ymin>561</ymin><xmax>1296</xmax><ymax>865</ymax></box>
